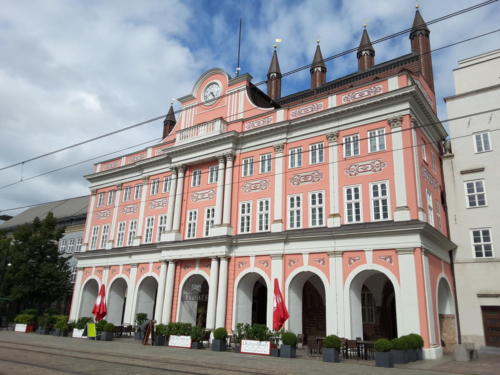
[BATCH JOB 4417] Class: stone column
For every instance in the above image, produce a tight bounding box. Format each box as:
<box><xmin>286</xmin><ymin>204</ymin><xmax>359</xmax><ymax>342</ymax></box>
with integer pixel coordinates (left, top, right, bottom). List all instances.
<box><xmin>422</xmin><ymin>249</ymin><xmax>437</xmax><ymax>345</ymax></box>
<box><xmin>123</xmin><ymin>264</ymin><xmax>138</xmax><ymax>325</ymax></box>
<box><xmin>214</xmin><ymin>156</ymin><xmax>226</xmax><ymax>226</ymax></box>
<box><xmin>165</xmin><ymin>168</ymin><xmax>178</xmax><ymax>233</ymax></box>
<box><xmin>135</xmin><ymin>177</ymin><xmax>149</xmax><ymax>246</ymax></box>
<box><xmin>329</xmin><ymin>251</ymin><xmax>343</xmax><ymax>336</ymax></box>
<box><xmin>154</xmin><ymin>261</ymin><xmax>168</xmax><ymax>322</ymax></box>
<box><xmin>107</xmin><ymin>186</ymin><xmax>122</xmax><ymax>249</ymax></box>
<box><xmin>81</xmin><ymin>191</ymin><xmax>97</xmax><ymax>252</ymax></box>
<box><xmin>271</xmin><ymin>144</ymin><xmax>285</xmax><ymax>232</ymax></box>
<box><xmin>162</xmin><ymin>261</ymin><xmax>176</xmax><ymax>324</ymax></box>
<box><xmin>69</xmin><ymin>267</ymin><xmax>84</xmax><ymax>321</ymax></box>
<box><xmin>215</xmin><ymin>257</ymin><xmax>229</xmax><ymax>328</ymax></box>
<box><xmin>326</xmin><ymin>133</ymin><xmax>341</xmax><ymax>227</ymax></box>
<box><xmin>397</xmin><ymin>248</ymin><xmax>420</xmax><ymax>335</ymax></box>
<box><xmin>206</xmin><ymin>257</ymin><xmax>219</xmax><ymax>329</ymax></box>
<box><xmin>411</xmin><ymin>119</ymin><xmax>426</xmax><ymax>221</ymax></box>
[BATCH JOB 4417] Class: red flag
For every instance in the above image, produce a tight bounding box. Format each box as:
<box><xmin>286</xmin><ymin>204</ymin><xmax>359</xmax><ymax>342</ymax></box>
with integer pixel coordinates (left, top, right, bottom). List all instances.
<box><xmin>273</xmin><ymin>278</ymin><xmax>289</xmax><ymax>331</ymax></box>
<box><xmin>92</xmin><ymin>284</ymin><xmax>107</xmax><ymax>321</ymax></box>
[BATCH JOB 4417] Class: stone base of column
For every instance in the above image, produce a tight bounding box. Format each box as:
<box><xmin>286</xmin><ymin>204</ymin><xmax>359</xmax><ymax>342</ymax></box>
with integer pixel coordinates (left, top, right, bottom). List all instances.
<box><xmin>394</xmin><ymin>206</ymin><xmax>411</xmax><ymax>221</ymax></box>
<box><xmin>162</xmin><ymin>231</ymin><xmax>182</xmax><ymax>242</ymax></box>
<box><xmin>271</xmin><ymin>220</ymin><xmax>283</xmax><ymax>232</ymax></box>
<box><xmin>81</xmin><ymin>244</ymin><xmax>88</xmax><ymax>252</ymax></box>
<box><xmin>133</xmin><ymin>237</ymin><xmax>141</xmax><ymax>246</ymax></box>
<box><xmin>418</xmin><ymin>208</ymin><xmax>427</xmax><ymax>222</ymax></box>
<box><xmin>211</xmin><ymin>225</ymin><xmax>232</xmax><ymax>236</ymax></box>
<box><xmin>423</xmin><ymin>346</ymin><xmax>443</xmax><ymax>359</ymax></box>
<box><xmin>327</xmin><ymin>214</ymin><xmax>341</xmax><ymax>228</ymax></box>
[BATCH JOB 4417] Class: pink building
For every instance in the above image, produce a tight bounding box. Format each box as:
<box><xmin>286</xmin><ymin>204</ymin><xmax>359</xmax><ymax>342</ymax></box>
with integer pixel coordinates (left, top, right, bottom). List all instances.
<box><xmin>70</xmin><ymin>9</ymin><xmax>456</xmax><ymax>359</ymax></box>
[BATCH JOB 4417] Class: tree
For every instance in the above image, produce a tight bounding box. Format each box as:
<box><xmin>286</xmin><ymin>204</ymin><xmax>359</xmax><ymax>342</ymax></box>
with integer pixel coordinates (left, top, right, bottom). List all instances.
<box><xmin>3</xmin><ymin>212</ymin><xmax>71</xmax><ymax>312</ymax></box>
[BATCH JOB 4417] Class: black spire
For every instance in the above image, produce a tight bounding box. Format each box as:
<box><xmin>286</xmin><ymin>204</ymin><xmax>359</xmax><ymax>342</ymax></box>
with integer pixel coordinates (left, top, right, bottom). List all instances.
<box><xmin>267</xmin><ymin>48</ymin><xmax>281</xmax><ymax>77</ymax></box>
<box><xmin>162</xmin><ymin>104</ymin><xmax>176</xmax><ymax>138</ymax></box>
<box><xmin>357</xmin><ymin>28</ymin><xmax>375</xmax><ymax>57</ymax></box>
<box><xmin>410</xmin><ymin>9</ymin><xmax>430</xmax><ymax>39</ymax></box>
<box><xmin>311</xmin><ymin>42</ymin><xmax>326</xmax><ymax>72</ymax></box>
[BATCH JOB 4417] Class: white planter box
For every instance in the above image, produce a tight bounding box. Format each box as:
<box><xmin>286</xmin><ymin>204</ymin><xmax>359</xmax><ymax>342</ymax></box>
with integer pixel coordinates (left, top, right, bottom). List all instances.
<box><xmin>72</xmin><ymin>328</ymin><xmax>86</xmax><ymax>338</ymax></box>
<box><xmin>241</xmin><ymin>339</ymin><xmax>271</xmax><ymax>355</ymax></box>
<box><xmin>168</xmin><ymin>335</ymin><xmax>192</xmax><ymax>348</ymax></box>
<box><xmin>15</xmin><ymin>324</ymin><xmax>27</xmax><ymax>333</ymax></box>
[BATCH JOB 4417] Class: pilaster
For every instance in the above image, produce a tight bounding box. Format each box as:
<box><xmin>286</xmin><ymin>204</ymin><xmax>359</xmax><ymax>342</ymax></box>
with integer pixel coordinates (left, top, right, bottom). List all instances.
<box><xmin>271</xmin><ymin>144</ymin><xmax>285</xmax><ymax>232</ymax></box>
<box><xmin>215</xmin><ymin>257</ymin><xmax>229</xmax><ymax>328</ymax></box>
<box><xmin>162</xmin><ymin>261</ymin><xmax>176</xmax><ymax>323</ymax></box>
<box><xmin>134</xmin><ymin>177</ymin><xmax>149</xmax><ymax>246</ymax></box>
<box><xmin>397</xmin><ymin>248</ymin><xmax>421</xmax><ymax>335</ymax></box>
<box><xmin>154</xmin><ymin>261</ymin><xmax>168</xmax><ymax>322</ymax></box>
<box><xmin>326</xmin><ymin>132</ymin><xmax>341</xmax><ymax>227</ymax></box>
<box><xmin>206</xmin><ymin>257</ymin><xmax>219</xmax><ymax>329</ymax></box>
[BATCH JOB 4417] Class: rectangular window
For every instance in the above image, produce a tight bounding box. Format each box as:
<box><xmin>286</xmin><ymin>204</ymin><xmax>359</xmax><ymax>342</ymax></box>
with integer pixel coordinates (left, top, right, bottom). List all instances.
<box><xmin>208</xmin><ymin>166</ymin><xmax>219</xmax><ymax>184</ymax></box>
<box><xmin>90</xmin><ymin>226</ymin><xmax>99</xmax><ymax>250</ymax></box>
<box><xmin>240</xmin><ymin>202</ymin><xmax>251</xmax><ymax>233</ymax></box>
<box><xmin>310</xmin><ymin>192</ymin><xmax>324</xmax><ymax>227</ymax></box>
<box><xmin>204</xmin><ymin>207</ymin><xmax>215</xmax><ymax>237</ymax></box>
<box><xmin>260</xmin><ymin>153</ymin><xmax>272</xmax><ymax>173</ymax></box>
<box><xmin>67</xmin><ymin>238</ymin><xmax>75</xmax><ymax>254</ymax></box>
<box><xmin>431</xmin><ymin>152</ymin><xmax>437</xmax><ymax>171</ymax></box>
<box><xmin>465</xmin><ymin>180</ymin><xmax>487</xmax><ymax>208</ymax></box>
<box><xmin>70</xmin><ymin>266</ymin><xmax>77</xmax><ymax>283</ymax></box>
<box><xmin>474</xmin><ymin>132</ymin><xmax>492</xmax><ymax>153</ymax></box>
<box><xmin>134</xmin><ymin>184</ymin><xmax>142</xmax><ymax>200</ymax></box>
<box><xmin>116</xmin><ymin>222</ymin><xmax>126</xmax><ymax>247</ymax></box>
<box><xmin>163</xmin><ymin>175</ymin><xmax>172</xmax><ymax>193</ymax></box>
<box><xmin>123</xmin><ymin>186</ymin><xmax>131</xmax><ymax>202</ymax></box>
<box><xmin>192</xmin><ymin>170</ymin><xmax>201</xmax><ymax>187</ymax></box>
<box><xmin>97</xmin><ymin>192</ymin><xmax>104</xmax><ymax>207</ymax></box>
<box><xmin>257</xmin><ymin>198</ymin><xmax>270</xmax><ymax>232</ymax></box>
<box><xmin>242</xmin><ymin>158</ymin><xmax>254</xmax><ymax>177</ymax></box>
<box><xmin>368</xmin><ymin>129</ymin><xmax>386</xmax><ymax>153</ymax></box>
<box><xmin>436</xmin><ymin>200</ymin><xmax>442</xmax><ymax>230</ymax></box>
<box><xmin>310</xmin><ymin>143</ymin><xmax>324</xmax><ymax>164</ymax></box>
<box><xmin>59</xmin><ymin>239</ymin><xmax>67</xmax><ymax>253</ymax></box>
<box><xmin>157</xmin><ymin>214</ymin><xmax>167</xmax><ymax>242</ymax></box>
<box><xmin>107</xmin><ymin>190</ymin><xmax>115</xmax><ymax>205</ymax></box>
<box><xmin>471</xmin><ymin>228</ymin><xmax>493</xmax><ymax>258</ymax></box>
<box><xmin>371</xmin><ymin>182</ymin><xmax>389</xmax><ymax>221</ymax></box>
<box><xmin>127</xmin><ymin>220</ymin><xmax>137</xmax><ymax>246</ymax></box>
<box><xmin>100</xmin><ymin>224</ymin><xmax>110</xmax><ymax>249</ymax></box>
<box><xmin>289</xmin><ymin>147</ymin><xmax>303</xmax><ymax>168</ymax></box>
<box><xmin>422</xmin><ymin>141</ymin><xmax>427</xmax><ymax>162</ymax></box>
<box><xmin>150</xmin><ymin>179</ymin><xmax>159</xmax><ymax>196</ymax></box>
<box><xmin>75</xmin><ymin>238</ymin><xmax>82</xmax><ymax>253</ymax></box>
<box><xmin>187</xmin><ymin>210</ymin><xmax>197</xmax><ymax>239</ymax></box>
<box><xmin>288</xmin><ymin>195</ymin><xmax>302</xmax><ymax>229</ymax></box>
<box><xmin>344</xmin><ymin>134</ymin><xmax>360</xmax><ymax>158</ymax></box>
<box><xmin>427</xmin><ymin>190</ymin><xmax>434</xmax><ymax>226</ymax></box>
<box><xmin>345</xmin><ymin>186</ymin><xmax>362</xmax><ymax>223</ymax></box>
<box><xmin>144</xmin><ymin>216</ymin><xmax>154</xmax><ymax>243</ymax></box>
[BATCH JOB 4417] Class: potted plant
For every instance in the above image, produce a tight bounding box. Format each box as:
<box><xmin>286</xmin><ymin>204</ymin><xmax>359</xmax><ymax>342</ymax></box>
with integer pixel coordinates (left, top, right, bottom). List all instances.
<box><xmin>95</xmin><ymin>319</ymin><xmax>108</xmax><ymax>340</ymax></box>
<box><xmin>168</xmin><ymin>322</ymin><xmax>192</xmax><ymax>348</ymax></box>
<box><xmin>391</xmin><ymin>337</ymin><xmax>409</xmax><ymax>364</ymax></box>
<box><xmin>405</xmin><ymin>334</ymin><xmax>419</xmax><ymax>362</ymax></box>
<box><xmin>73</xmin><ymin>317</ymin><xmax>92</xmax><ymax>338</ymax></box>
<box><xmin>233</xmin><ymin>323</ymin><xmax>245</xmax><ymax>353</ymax></box>
<box><xmin>14</xmin><ymin>313</ymin><xmax>36</xmax><ymax>333</ymax></box>
<box><xmin>240</xmin><ymin>324</ymin><xmax>273</xmax><ymax>356</ymax></box>
<box><xmin>280</xmin><ymin>331</ymin><xmax>297</xmax><ymax>358</ymax></box>
<box><xmin>155</xmin><ymin>324</ymin><xmax>168</xmax><ymax>346</ymax></box>
<box><xmin>408</xmin><ymin>333</ymin><xmax>424</xmax><ymax>360</ymax></box>
<box><xmin>102</xmin><ymin>323</ymin><xmax>115</xmax><ymax>341</ymax></box>
<box><xmin>212</xmin><ymin>327</ymin><xmax>227</xmax><ymax>352</ymax></box>
<box><xmin>374</xmin><ymin>338</ymin><xmax>393</xmax><ymax>368</ymax></box>
<box><xmin>37</xmin><ymin>314</ymin><xmax>55</xmax><ymax>334</ymax></box>
<box><xmin>54</xmin><ymin>315</ymin><xmax>69</xmax><ymax>337</ymax></box>
<box><xmin>134</xmin><ymin>313</ymin><xmax>148</xmax><ymax>340</ymax></box>
<box><xmin>190</xmin><ymin>326</ymin><xmax>204</xmax><ymax>349</ymax></box>
<box><xmin>322</xmin><ymin>335</ymin><xmax>341</xmax><ymax>362</ymax></box>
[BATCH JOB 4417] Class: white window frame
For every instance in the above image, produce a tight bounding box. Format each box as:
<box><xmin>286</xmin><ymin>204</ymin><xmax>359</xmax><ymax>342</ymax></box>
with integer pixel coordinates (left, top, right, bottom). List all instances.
<box><xmin>116</xmin><ymin>221</ymin><xmax>126</xmax><ymax>247</ymax></box>
<box><xmin>288</xmin><ymin>194</ymin><xmax>302</xmax><ymax>229</ymax></box>
<box><xmin>257</xmin><ymin>198</ymin><xmax>270</xmax><ymax>232</ymax></box>
<box><xmin>435</xmin><ymin>200</ymin><xmax>442</xmax><ymax>231</ymax></box>
<box><xmin>67</xmin><ymin>238</ymin><xmax>75</xmax><ymax>254</ymax></box>
<box><xmin>123</xmin><ymin>186</ymin><xmax>131</xmax><ymax>202</ymax></box>
<box><xmin>344</xmin><ymin>185</ymin><xmax>362</xmax><ymax>224</ymax></box>
<box><xmin>150</xmin><ymin>179</ymin><xmax>159</xmax><ymax>196</ymax></box>
<box><xmin>90</xmin><ymin>226</ymin><xmax>99</xmax><ymax>250</ymax></box>
<box><xmin>107</xmin><ymin>190</ymin><xmax>115</xmax><ymax>206</ymax></box>
<box><xmin>361</xmin><ymin>286</ymin><xmax>375</xmax><ymax>323</ymax></box>
<box><xmin>127</xmin><ymin>220</ymin><xmax>137</xmax><ymax>246</ymax></box>
<box><xmin>470</xmin><ymin>228</ymin><xmax>494</xmax><ymax>258</ymax></box>
<box><xmin>144</xmin><ymin>216</ymin><xmax>154</xmax><ymax>243</ymax></box>
<box><xmin>344</xmin><ymin>134</ymin><xmax>360</xmax><ymax>158</ymax></box>
<box><xmin>426</xmin><ymin>190</ymin><xmax>434</xmax><ymax>226</ymax></box>
<box><xmin>59</xmin><ymin>239</ymin><xmax>67</xmax><ymax>253</ymax></box>
<box><xmin>191</xmin><ymin>170</ymin><xmax>201</xmax><ymax>187</ymax></box>
<box><xmin>186</xmin><ymin>210</ymin><xmax>198</xmax><ymax>239</ymax></box>
<box><xmin>134</xmin><ymin>184</ymin><xmax>142</xmax><ymax>200</ymax></box>
<box><xmin>309</xmin><ymin>191</ymin><xmax>325</xmax><ymax>227</ymax></box>
<box><xmin>370</xmin><ymin>181</ymin><xmax>390</xmax><ymax>221</ymax></box>
<box><xmin>431</xmin><ymin>151</ymin><xmax>437</xmax><ymax>171</ymax></box>
<box><xmin>157</xmin><ymin>214</ymin><xmax>167</xmax><ymax>242</ymax></box>
<box><xmin>474</xmin><ymin>132</ymin><xmax>492</xmax><ymax>153</ymax></box>
<box><xmin>239</xmin><ymin>201</ymin><xmax>252</xmax><ymax>234</ymax></box>
<box><xmin>242</xmin><ymin>158</ymin><xmax>254</xmax><ymax>177</ymax></box>
<box><xmin>289</xmin><ymin>147</ymin><xmax>303</xmax><ymax>168</ymax></box>
<box><xmin>70</xmin><ymin>266</ymin><xmax>77</xmax><ymax>283</ymax></box>
<box><xmin>421</xmin><ymin>141</ymin><xmax>427</xmax><ymax>162</ymax></box>
<box><xmin>97</xmin><ymin>192</ymin><xmax>104</xmax><ymax>207</ymax></box>
<box><xmin>465</xmin><ymin>180</ymin><xmax>487</xmax><ymax>208</ymax></box>
<box><xmin>163</xmin><ymin>175</ymin><xmax>172</xmax><ymax>193</ymax></box>
<box><xmin>309</xmin><ymin>143</ymin><xmax>324</xmax><ymax>165</ymax></box>
<box><xmin>208</xmin><ymin>166</ymin><xmax>219</xmax><ymax>184</ymax></box>
<box><xmin>75</xmin><ymin>237</ymin><xmax>82</xmax><ymax>253</ymax></box>
<box><xmin>204</xmin><ymin>207</ymin><xmax>215</xmax><ymax>237</ymax></box>
<box><xmin>259</xmin><ymin>153</ymin><xmax>272</xmax><ymax>174</ymax></box>
<box><xmin>100</xmin><ymin>224</ymin><xmax>110</xmax><ymax>249</ymax></box>
<box><xmin>368</xmin><ymin>128</ymin><xmax>386</xmax><ymax>153</ymax></box>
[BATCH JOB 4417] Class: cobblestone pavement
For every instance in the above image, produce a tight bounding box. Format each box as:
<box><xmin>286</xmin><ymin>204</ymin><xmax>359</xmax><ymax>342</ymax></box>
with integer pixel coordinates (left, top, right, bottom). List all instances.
<box><xmin>0</xmin><ymin>331</ymin><xmax>499</xmax><ymax>375</ymax></box>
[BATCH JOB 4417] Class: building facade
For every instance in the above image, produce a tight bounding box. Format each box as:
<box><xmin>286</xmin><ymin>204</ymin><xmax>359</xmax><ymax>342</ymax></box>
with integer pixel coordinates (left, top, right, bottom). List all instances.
<box><xmin>443</xmin><ymin>49</ymin><xmax>500</xmax><ymax>349</ymax></box>
<box><xmin>70</xmin><ymin>10</ymin><xmax>456</xmax><ymax>359</ymax></box>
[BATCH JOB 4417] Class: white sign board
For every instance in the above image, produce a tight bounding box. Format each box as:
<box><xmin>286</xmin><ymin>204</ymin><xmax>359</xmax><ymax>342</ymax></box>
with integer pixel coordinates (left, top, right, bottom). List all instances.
<box><xmin>72</xmin><ymin>328</ymin><xmax>86</xmax><ymax>338</ymax></box>
<box><xmin>168</xmin><ymin>335</ymin><xmax>192</xmax><ymax>348</ymax></box>
<box><xmin>15</xmin><ymin>324</ymin><xmax>27</xmax><ymax>333</ymax></box>
<box><xmin>241</xmin><ymin>339</ymin><xmax>271</xmax><ymax>355</ymax></box>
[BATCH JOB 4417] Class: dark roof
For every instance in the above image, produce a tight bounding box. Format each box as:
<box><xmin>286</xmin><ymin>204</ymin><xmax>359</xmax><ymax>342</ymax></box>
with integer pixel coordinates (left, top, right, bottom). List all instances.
<box><xmin>357</xmin><ymin>28</ymin><xmax>375</xmax><ymax>56</ymax></box>
<box><xmin>410</xmin><ymin>9</ymin><xmax>429</xmax><ymax>38</ymax></box>
<box><xmin>164</xmin><ymin>104</ymin><xmax>176</xmax><ymax>125</ymax></box>
<box><xmin>267</xmin><ymin>49</ymin><xmax>281</xmax><ymax>76</ymax></box>
<box><xmin>311</xmin><ymin>44</ymin><xmax>326</xmax><ymax>71</ymax></box>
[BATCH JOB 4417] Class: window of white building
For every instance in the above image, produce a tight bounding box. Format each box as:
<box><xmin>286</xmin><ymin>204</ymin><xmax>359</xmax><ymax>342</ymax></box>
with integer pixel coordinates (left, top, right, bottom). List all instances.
<box><xmin>187</xmin><ymin>210</ymin><xmax>197</xmax><ymax>239</ymax></box>
<box><xmin>163</xmin><ymin>175</ymin><xmax>171</xmax><ymax>193</ymax></box>
<box><xmin>310</xmin><ymin>191</ymin><xmax>324</xmax><ymax>227</ymax></box>
<box><xmin>144</xmin><ymin>216</ymin><xmax>154</xmax><ymax>243</ymax></box>
<box><xmin>123</xmin><ymin>186</ymin><xmax>131</xmax><ymax>202</ymax></box>
<box><xmin>100</xmin><ymin>224</ymin><xmax>110</xmax><ymax>249</ymax></box>
<box><xmin>345</xmin><ymin>186</ymin><xmax>361</xmax><ymax>223</ymax></box>
<box><xmin>90</xmin><ymin>226</ymin><xmax>99</xmax><ymax>250</ymax></box>
<box><xmin>344</xmin><ymin>134</ymin><xmax>359</xmax><ymax>158</ymax></box>
<box><xmin>257</xmin><ymin>199</ymin><xmax>270</xmax><ymax>232</ymax></box>
<box><xmin>134</xmin><ymin>184</ymin><xmax>142</xmax><ymax>200</ymax></box>
<box><xmin>242</xmin><ymin>158</ymin><xmax>254</xmax><ymax>177</ymax></box>
<box><xmin>59</xmin><ymin>239</ymin><xmax>67</xmax><ymax>253</ymax></box>
<box><xmin>260</xmin><ymin>153</ymin><xmax>272</xmax><ymax>173</ymax></box>
<box><xmin>289</xmin><ymin>147</ymin><xmax>302</xmax><ymax>168</ymax></box>
<box><xmin>240</xmin><ymin>202</ymin><xmax>251</xmax><ymax>233</ymax></box>
<box><xmin>127</xmin><ymin>220</ymin><xmax>137</xmax><ymax>246</ymax></box>
<box><xmin>67</xmin><ymin>238</ymin><xmax>75</xmax><ymax>254</ymax></box>
<box><xmin>465</xmin><ymin>180</ymin><xmax>487</xmax><ymax>208</ymax></box>
<box><xmin>157</xmin><ymin>215</ymin><xmax>167</xmax><ymax>241</ymax></box>
<box><xmin>371</xmin><ymin>181</ymin><xmax>389</xmax><ymax>221</ymax></box>
<box><xmin>116</xmin><ymin>222</ymin><xmax>126</xmax><ymax>247</ymax></box>
<box><xmin>310</xmin><ymin>143</ymin><xmax>324</xmax><ymax>164</ymax></box>
<box><xmin>426</xmin><ymin>190</ymin><xmax>434</xmax><ymax>226</ymax></box>
<box><xmin>474</xmin><ymin>132</ymin><xmax>492</xmax><ymax>153</ymax></box>
<box><xmin>368</xmin><ymin>129</ymin><xmax>386</xmax><ymax>153</ymax></box>
<box><xmin>192</xmin><ymin>170</ymin><xmax>201</xmax><ymax>186</ymax></box>
<box><xmin>75</xmin><ymin>238</ymin><xmax>82</xmax><ymax>253</ymax></box>
<box><xmin>70</xmin><ymin>267</ymin><xmax>77</xmax><ymax>283</ymax></box>
<box><xmin>471</xmin><ymin>228</ymin><xmax>493</xmax><ymax>258</ymax></box>
<box><xmin>204</xmin><ymin>207</ymin><xmax>215</xmax><ymax>236</ymax></box>
<box><xmin>288</xmin><ymin>195</ymin><xmax>302</xmax><ymax>229</ymax></box>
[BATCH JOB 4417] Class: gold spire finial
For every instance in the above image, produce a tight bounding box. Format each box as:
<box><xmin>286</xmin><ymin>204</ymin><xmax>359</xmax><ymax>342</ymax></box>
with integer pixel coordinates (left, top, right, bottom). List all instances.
<box><xmin>316</xmin><ymin>39</ymin><xmax>320</xmax><ymax>45</ymax></box>
<box><xmin>363</xmin><ymin>23</ymin><xmax>367</xmax><ymax>29</ymax></box>
<box><xmin>416</xmin><ymin>2</ymin><xmax>419</xmax><ymax>9</ymax></box>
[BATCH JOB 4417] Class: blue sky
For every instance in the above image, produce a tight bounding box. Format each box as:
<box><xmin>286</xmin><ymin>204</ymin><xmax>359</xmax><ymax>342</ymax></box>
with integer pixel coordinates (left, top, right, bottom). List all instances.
<box><xmin>0</xmin><ymin>0</ymin><xmax>498</xmax><ymax>215</ymax></box>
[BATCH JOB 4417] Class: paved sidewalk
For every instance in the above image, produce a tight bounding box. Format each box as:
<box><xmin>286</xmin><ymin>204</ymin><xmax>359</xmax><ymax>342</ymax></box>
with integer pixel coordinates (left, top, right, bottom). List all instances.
<box><xmin>1</xmin><ymin>331</ymin><xmax>499</xmax><ymax>375</ymax></box>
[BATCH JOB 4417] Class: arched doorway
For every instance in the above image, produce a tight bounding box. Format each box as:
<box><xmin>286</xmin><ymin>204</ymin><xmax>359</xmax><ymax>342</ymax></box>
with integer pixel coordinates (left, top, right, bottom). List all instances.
<box><xmin>107</xmin><ymin>278</ymin><xmax>128</xmax><ymax>325</ymax></box>
<box><xmin>437</xmin><ymin>278</ymin><xmax>457</xmax><ymax>352</ymax></box>
<box><xmin>350</xmin><ymin>270</ymin><xmax>397</xmax><ymax>340</ymax></box>
<box><xmin>179</xmin><ymin>274</ymin><xmax>208</xmax><ymax>327</ymax></box>
<box><xmin>235</xmin><ymin>273</ymin><xmax>268</xmax><ymax>326</ymax></box>
<box><xmin>288</xmin><ymin>272</ymin><xmax>326</xmax><ymax>344</ymax></box>
<box><xmin>79</xmin><ymin>279</ymin><xmax>98</xmax><ymax>319</ymax></box>
<box><xmin>135</xmin><ymin>276</ymin><xmax>158</xmax><ymax>320</ymax></box>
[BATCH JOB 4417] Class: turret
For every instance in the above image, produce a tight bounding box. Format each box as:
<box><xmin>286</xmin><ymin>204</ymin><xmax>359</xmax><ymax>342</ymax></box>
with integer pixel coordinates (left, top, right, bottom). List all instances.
<box><xmin>357</xmin><ymin>26</ymin><xmax>375</xmax><ymax>72</ymax></box>
<box><xmin>311</xmin><ymin>41</ymin><xmax>327</xmax><ymax>89</ymax></box>
<box><xmin>267</xmin><ymin>47</ymin><xmax>282</xmax><ymax>100</ymax></box>
<box><xmin>163</xmin><ymin>104</ymin><xmax>176</xmax><ymax>139</ymax></box>
<box><xmin>410</xmin><ymin>7</ymin><xmax>434</xmax><ymax>90</ymax></box>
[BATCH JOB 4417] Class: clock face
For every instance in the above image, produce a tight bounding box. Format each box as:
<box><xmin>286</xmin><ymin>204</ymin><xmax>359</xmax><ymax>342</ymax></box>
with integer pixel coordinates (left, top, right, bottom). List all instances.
<box><xmin>203</xmin><ymin>82</ymin><xmax>221</xmax><ymax>105</ymax></box>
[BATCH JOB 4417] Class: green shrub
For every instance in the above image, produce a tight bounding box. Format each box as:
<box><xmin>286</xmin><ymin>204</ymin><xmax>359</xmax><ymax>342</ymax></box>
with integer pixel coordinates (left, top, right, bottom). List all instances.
<box><xmin>54</xmin><ymin>315</ymin><xmax>69</xmax><ymax>331</ymax></box>
<box><xmin>213</xmin><ymin>327</ymin><xmax>228</xmax><ymax>340</ymax></box>
<box><xmin>408</xmin><ymin>333</ymin><xmax>424</xmax><ymax>348</ymax></box>
<box><xmin>75</xmin><ymin>317</ymin><xmax>93</xmax><ymax>329</ymax></box>
<box><xmin>68</xmin><ymin>321</ymin><xmax>75</xmax><ymax>331</ymax></box>
<box><xmin>22</xmin><ymin>308</ymin><xmax>39</xmax><ymax>317</ymax></box>
<box><xmin>281</xmin><ymin>331</ymin><xmax>298</xmax><ymax>346</ymax></box>
<box><xmin>14</xmin><ymin>313</ymin><xmax>35</xmax><ymax>325</ymax></box>
<box><xmin>37</xmin><ymin>314</ymin><xmax>56</xmax><ymax>330</ymax></box>
<box><xmin>95</xmin><ymin>319</ymin><xmax>108</xmax><ymax>332</ymax></box>
<box><xmin>391</xmin><ymin>337</ymin><xmax>409</xmax><ymax>350</ymax></box>
<box><xmin>250</xmin><ymin>324</ymin><xmax>271</xmax><ymax>341</ymax></box>
<box><xmin>233</xmin><ymin>323</ymin><xmax>246</xmax><ymax>343</ymax></box>
<box><xmin>135</xmin><ymin>313</ymin><xmax>148</xmax><ymax>326</ymax></box>
<box><xmin>374</xmin><ymin>338</ymin><xmax>392</xmax><ymax>352</ymax></box>
<box><xmin>167</xmin><ymin>322</ymin><xmax>192</xmax><ymax>336</ymax></box>
<box><xmin>404</xmin><ymin>334</ymin><xmax>420</xmax><ymax>349</ymax></box>
<box><xmin>156</xmin><ymin>324</ymin><xmax>168</xmax><ymax>336</ymax></box>
<box><xmin>191</xmin><ymin>326</ymin><xmax>204</xmax><ymax>342</ymax></box>
<box><xmin>103</xmin><ymin>323</ymin><xmax>115</xmax><ymax>332</ymax></box>
<box><xmin>323</xmin><ymin>335</ymin><xmax>341</xmax><ymax>350</ymax></box>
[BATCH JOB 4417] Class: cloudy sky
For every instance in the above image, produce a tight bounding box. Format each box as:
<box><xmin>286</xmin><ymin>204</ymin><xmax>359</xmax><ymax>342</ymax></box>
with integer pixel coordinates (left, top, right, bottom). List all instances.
<box><xmin>0</xmin><ymin>0</ymin><xmax>498</xmax><ymax>218</ymax></box>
